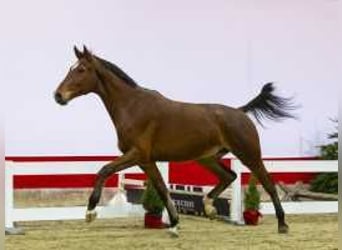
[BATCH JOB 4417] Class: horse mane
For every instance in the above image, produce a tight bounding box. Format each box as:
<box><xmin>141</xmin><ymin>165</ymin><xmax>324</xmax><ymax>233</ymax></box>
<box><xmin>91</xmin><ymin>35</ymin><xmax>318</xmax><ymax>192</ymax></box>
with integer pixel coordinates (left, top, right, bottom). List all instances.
<box><xmin>95</xmin><ymin>56</ymin><xmax>138</xmax><ymax>88</ymax></box>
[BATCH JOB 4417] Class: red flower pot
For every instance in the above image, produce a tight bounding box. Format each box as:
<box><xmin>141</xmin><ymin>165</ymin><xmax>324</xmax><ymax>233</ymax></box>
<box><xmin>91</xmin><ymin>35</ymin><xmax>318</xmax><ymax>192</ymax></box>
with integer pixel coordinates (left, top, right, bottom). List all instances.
<box><xmin>243</xmin><ymin>210</ymin><xmax>262</xmax><ymax>225</ymax></box>
<box><xmin>144</xmin><ymin>213</ymin><xmax>165</xmax><ymax>229</ymax></box>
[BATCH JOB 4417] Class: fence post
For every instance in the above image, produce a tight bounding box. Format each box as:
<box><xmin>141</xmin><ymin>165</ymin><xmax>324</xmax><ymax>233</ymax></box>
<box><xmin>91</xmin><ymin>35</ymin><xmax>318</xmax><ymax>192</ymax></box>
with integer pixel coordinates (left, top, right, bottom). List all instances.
<box><xmin>230</xmin><ymin>159</ymin><xmax>243</xmax><ymax>224</ymax></box>
<box><xmin>5</xmin><ymin>161</ymin><xmax>14</xmax><ymax>229</ymax></box>
<box><xmin>158</xmin><ymin>162</ymin><xmax>169</xmax><ymax>184</ymax></box>
<box><xmin>5</xmin><ymin>161</ymin><xmax>25</xmax><ymax>235</ymax></box>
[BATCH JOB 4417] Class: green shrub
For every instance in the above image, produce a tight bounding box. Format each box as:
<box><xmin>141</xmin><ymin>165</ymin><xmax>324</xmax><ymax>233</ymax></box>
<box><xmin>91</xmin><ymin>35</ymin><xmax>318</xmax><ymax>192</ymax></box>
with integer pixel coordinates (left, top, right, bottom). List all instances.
<box><xmin>310</xmin><ymin>173</ymin><xmax>338</xmax><ymax>194</ymax></box>
<box><xmin>310</xmin><ymin>119</ymin><xmax>338</xmax><ymax>194</ymax></box>
<box><xmin>319</xmin><ymin>142</ymin><xmax>338</xmax><ymax>160</ymax></box>
<box><xmin>141</xmin><ymin>180</ymin><xmax>164</xmax><ymax>215</ymax></box>
<box><xmin>244</xmin><ymin>175</ymin><xmax>261</xmax><ymax>210</ymax></box>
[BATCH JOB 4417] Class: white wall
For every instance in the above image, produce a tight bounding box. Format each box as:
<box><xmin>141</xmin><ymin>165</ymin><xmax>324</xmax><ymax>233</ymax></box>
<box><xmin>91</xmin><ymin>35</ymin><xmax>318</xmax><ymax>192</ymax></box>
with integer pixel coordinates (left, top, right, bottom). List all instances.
<box><xmin>1</xmin><ymin>0</ymin><xmax>340</xmax><ymax>157</ymax></box>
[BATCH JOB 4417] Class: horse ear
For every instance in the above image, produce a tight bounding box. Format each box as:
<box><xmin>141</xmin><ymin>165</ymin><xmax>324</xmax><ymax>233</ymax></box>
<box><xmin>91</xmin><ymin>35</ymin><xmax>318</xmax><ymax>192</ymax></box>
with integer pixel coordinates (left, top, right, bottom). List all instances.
<box><xmin>83</xmin><ymin>45</ymin><xmax>93</xmax><ymax>62</ymax></box>
<box><xmin>74</xmin><ymin>45</ymin><xmax>83</xmax><ymax>59</ymax></box>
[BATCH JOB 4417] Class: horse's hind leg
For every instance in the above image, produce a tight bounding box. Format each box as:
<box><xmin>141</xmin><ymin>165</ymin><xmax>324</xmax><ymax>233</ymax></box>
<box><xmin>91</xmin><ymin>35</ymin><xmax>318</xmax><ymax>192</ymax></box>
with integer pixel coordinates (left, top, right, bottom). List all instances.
<box><xmin>198</xmin><ymin>157</ymin><xmax>237</xmax><ymax>219</ymax></box>
<box><xmin>241</xmin><ymin>158</ymin><xmax>289</xmax><ymax>234</ymax></box>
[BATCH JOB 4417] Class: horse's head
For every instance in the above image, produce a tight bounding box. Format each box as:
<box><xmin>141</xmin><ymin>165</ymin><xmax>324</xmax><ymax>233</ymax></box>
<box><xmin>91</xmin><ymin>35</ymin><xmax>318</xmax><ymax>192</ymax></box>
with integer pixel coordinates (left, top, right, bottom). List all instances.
<box><xmin>54</xmin><ymin>46</ymin><xmax>100</xmax><ymax>105</ymax></box>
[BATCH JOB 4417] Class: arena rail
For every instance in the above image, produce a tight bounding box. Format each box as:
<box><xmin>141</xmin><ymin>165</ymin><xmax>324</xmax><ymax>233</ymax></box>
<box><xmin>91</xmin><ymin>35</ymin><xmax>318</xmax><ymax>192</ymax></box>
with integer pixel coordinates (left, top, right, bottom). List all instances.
<box><xmin>230</xmin><ymin>159</ymin><xmax>338</xmax><ymax>224</ymax></box>
<box><xmin>5</xmin><ymin>159</ymin><xmax>338</xmax><ymax>232</ymax></box>
<box><xmin>5</xmin><ymin>160</ymin><xmax>168</xmax><ymax>232</ymax></box>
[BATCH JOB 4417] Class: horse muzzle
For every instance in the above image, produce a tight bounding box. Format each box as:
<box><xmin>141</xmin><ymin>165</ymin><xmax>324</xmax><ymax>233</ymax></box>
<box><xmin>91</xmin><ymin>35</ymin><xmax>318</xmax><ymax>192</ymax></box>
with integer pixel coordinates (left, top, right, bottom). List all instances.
<box><xmin>54</xmin><ymin>92</ymin><xmax>68</xmax><ymax>105</ymax></box>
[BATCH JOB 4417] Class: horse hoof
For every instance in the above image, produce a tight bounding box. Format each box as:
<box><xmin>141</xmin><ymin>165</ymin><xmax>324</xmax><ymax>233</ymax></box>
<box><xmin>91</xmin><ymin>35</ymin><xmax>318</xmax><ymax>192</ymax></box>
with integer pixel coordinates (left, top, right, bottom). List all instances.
<box><xmin>203</xmin><ymin>196</ymin><xmax>217</xmax><ymax>220</ymax></box>
<box><xmin>85</xmin><ymin>210</ymin><xmax>97</xmax><ymax>223</ymax></box>
<box><xmin>168</xmin><ymin>226</ymin><xmax>179</xmax><ymax>238</ymax></box>
<box><xmin>278</xmin><ymin>224</ymin><xmax>289</xmax><ymax>234</ymax></box>
<box><xmin>205</xmin><ymin>205</ymin><xmax>217</xmax><ymax>220</ymax></box>
<box><xmin>208</xmin><ymin>210</ymin><xmax>218</xmax><ymax>220</ymax></box>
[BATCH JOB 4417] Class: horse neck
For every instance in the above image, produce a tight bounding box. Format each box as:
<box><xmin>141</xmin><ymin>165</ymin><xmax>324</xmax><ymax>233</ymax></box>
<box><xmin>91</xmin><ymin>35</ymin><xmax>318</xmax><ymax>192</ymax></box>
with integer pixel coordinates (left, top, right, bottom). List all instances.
<box><xmin>95</xmin><ymin>73</ymin><xmax>138</xmax><ymax>126</ymax></box>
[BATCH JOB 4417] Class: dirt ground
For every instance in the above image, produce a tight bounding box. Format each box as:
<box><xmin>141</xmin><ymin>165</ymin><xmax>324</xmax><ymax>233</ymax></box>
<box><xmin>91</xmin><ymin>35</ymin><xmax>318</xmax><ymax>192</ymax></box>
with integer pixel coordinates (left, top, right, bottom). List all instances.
<box><xmin>5</xmin><ymin>214</ymin><xmax>338</xmax><ymax>250</ymax></box>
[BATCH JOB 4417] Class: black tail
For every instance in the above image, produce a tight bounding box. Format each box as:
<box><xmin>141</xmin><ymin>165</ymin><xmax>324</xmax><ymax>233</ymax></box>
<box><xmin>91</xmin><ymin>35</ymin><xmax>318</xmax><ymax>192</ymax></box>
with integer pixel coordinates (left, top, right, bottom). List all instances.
<box><xmin>239</xmin><ymin>83</ymin><xmax>297</xmax><ymax>125</ymax></box>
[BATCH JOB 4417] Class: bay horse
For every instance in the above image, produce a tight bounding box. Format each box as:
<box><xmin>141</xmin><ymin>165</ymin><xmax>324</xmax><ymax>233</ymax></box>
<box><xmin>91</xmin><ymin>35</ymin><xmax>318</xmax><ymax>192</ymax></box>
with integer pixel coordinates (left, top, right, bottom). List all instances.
<box><xmin>54</xmin><ymin>46</ymin><xmax>296</xmax><ymax>235</ymax></box>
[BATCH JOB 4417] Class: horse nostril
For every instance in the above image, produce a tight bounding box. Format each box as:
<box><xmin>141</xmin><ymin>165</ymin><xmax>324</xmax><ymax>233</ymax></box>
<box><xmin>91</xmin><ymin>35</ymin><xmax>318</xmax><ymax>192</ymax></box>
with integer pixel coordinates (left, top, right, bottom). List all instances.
<box><xmin>54</xmin><ymin>92</ymin><xmax>66</xmax><ymax>105</ymax></box>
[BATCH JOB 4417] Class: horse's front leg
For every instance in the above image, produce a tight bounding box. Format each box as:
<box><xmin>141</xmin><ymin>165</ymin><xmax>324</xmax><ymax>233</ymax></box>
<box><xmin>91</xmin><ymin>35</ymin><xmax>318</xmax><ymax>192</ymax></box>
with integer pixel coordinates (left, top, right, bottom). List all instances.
<box><xmin>140</xmin><ymin>162</ymin><xmax>179</xmax><ymax>237</ymax></box>
<box><xmin>86</xmin><ymin>150</ymin><xmax>137</xmax><ymax>222</ymax></box>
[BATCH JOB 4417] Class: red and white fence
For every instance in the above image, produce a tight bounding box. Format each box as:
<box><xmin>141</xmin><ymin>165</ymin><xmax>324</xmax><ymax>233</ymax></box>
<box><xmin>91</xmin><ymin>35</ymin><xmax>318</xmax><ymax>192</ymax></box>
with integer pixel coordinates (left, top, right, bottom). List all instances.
<box><xmin>230</xmin><ymin>159</ymin><xmax>338</xmax><ymax>223</ymax></box>
<box><xmin>5</xmin><ymin>160</ymin><xmax>168</xmax><ymax>229</ymax></box>
<box><xmin>5</xmin><ymin>158</ymin><xmax>338</xmax><ymax>230</ymax></box>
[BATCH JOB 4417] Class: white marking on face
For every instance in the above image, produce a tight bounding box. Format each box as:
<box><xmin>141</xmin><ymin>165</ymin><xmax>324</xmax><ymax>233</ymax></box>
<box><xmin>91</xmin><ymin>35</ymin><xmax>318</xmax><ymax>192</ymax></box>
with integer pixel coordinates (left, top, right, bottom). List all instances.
<box><xmin>70</xmin><ymin>61</ymin><xmax>80</xmax><ymax>71</ymax></box>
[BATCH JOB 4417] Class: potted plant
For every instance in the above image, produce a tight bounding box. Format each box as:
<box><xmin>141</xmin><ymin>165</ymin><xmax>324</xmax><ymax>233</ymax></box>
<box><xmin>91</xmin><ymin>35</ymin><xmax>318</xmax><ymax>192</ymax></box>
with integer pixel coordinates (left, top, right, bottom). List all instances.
<box><xmin>141</xmin><ymin>179</ymin><xmax>165</xmax><ymax>229</ymax></box>
<box><xmin>243</xmin><ymin>175</ymin><xmax>262</xmax><ymax>225</ymax></box>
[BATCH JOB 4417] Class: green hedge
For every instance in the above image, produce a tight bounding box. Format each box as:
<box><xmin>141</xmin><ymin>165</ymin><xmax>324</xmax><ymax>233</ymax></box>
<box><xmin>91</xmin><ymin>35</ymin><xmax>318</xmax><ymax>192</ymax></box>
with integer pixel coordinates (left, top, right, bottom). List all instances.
<box><xmin>310</xmin><ymin>120</ymin><xmax>338</xmax><ymax>194</ymax></box>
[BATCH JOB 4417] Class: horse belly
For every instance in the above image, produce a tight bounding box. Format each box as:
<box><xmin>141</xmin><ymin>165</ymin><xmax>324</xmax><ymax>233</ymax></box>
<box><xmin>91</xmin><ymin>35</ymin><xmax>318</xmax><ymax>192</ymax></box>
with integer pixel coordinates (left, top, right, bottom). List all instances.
<box><xmin>151</xmin><ymin>126</ymin><xmax>223</xmax><ymax>161</ymax></box>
